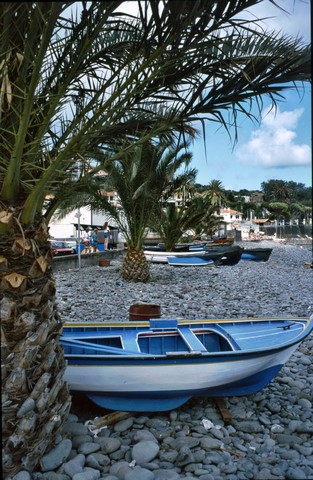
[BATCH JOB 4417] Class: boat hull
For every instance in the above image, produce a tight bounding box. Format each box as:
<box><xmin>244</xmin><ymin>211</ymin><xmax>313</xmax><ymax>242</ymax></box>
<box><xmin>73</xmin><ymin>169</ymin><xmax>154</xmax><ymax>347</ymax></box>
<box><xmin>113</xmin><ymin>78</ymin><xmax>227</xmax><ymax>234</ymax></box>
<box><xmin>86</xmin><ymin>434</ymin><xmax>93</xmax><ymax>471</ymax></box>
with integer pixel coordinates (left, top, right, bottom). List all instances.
<box><xmin>204</xmin><ymin>245</ymin><xmax>243</xmax><ymax>266</ymax></box>
<box><xmin>144</xmin><ymin>249</ymin><xmax>207</xmax><ymax>264</ymax></box>
<box><xmin>64</xmin><ymin>345</ymin><xmax>296</xmax><ymax>411</ymax></box>
<box><xmin>144</xmin><ymin>246</ymin><xmax>242</xmax><ymax>265</ymax></box>
<box><xmin>167</xmin><ymin>256</ymin><xmax>214</xmax><ymax>267</ymax></box>
<box><xmin>241</xmin><ymin>248</ymin><xmax>273</xmax><ymax>262</ymax></box>
<box><xmin>62</xmin><ymin>316</ymin><xmax>313</xmax><ymax>412</ymax></box>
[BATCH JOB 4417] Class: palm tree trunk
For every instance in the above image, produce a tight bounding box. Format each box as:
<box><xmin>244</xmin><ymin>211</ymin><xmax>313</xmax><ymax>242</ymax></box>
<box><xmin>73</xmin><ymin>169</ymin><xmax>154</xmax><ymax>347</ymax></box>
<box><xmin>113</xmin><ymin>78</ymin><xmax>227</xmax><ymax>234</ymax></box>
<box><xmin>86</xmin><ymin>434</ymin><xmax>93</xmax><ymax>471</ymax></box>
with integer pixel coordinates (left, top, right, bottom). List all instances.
<box><xmin>1</xmin><ymin>209</ymin><xmax>71</xmax><ymax>478</ymax></box>
<box><xmin>120</xmin><ymin>248</ymin><xmax>150</xmax><ymax>282</ymax></box>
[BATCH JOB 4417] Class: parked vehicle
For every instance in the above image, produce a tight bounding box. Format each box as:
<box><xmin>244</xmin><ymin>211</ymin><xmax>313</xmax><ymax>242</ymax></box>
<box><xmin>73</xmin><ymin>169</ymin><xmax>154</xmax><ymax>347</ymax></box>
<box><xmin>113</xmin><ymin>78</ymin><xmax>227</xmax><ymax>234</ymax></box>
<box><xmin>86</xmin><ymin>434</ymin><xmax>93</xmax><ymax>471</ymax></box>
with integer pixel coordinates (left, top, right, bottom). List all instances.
<box><xmin>50</xmin><ymin>241</ymin><xmax>74</xmax><ymax>256</ymax></box>
<box><xmin>50</xmin><ymin>237</ymin><xmax>78</xmax><ymax>253</ymax></box>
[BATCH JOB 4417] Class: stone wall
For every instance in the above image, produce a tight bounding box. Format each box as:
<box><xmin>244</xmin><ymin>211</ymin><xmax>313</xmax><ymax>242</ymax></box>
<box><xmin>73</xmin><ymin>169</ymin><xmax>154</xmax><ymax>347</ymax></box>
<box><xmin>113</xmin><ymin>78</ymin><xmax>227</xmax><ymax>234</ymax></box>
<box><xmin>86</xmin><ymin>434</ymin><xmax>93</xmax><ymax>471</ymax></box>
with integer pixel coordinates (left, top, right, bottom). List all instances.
<box><xmin>52</xmin><ymin>248</ymin><xmax>124</xmax><ymax>272</ymax></box>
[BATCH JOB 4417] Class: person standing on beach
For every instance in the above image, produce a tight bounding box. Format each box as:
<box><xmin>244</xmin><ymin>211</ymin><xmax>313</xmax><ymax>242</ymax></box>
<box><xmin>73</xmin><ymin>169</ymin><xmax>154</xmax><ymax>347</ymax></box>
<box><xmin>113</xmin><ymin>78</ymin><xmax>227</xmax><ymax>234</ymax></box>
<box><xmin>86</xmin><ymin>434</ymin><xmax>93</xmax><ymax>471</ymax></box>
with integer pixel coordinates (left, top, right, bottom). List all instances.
<box><xmin>91</xmin><ymin>228</ymin><xmax>99</xmax><ymax>252</ymax></box>
<box><xmin>103</xmin><ymin>222</ymin><xmax>110</xmax><ymax>250</ymax></box>
<box><xmin>82</xmin><ymin>229</ymin><xmax>91</xmax><ymax>253</ymax></box>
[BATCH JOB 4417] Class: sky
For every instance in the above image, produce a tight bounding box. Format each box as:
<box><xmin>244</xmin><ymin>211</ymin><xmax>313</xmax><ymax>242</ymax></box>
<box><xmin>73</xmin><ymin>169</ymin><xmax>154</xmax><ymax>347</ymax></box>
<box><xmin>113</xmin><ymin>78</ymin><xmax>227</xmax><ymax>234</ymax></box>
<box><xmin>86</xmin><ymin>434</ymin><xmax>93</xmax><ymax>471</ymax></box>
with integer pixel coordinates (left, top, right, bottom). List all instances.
<box><xmin>190</xmin><ymin>0</ymin><xmax>312</xmax><ymax>191</ymax></box>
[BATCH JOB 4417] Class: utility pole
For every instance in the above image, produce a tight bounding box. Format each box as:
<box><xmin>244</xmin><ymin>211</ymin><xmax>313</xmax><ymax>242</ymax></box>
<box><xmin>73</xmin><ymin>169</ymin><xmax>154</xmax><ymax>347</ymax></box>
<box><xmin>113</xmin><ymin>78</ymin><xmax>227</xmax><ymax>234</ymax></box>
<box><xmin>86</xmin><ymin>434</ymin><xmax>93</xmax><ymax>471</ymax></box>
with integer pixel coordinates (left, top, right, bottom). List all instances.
<box><xmin>75</xmin><ymin>209</ymin><xmax>81</xmax><ymax>269</ymax></box>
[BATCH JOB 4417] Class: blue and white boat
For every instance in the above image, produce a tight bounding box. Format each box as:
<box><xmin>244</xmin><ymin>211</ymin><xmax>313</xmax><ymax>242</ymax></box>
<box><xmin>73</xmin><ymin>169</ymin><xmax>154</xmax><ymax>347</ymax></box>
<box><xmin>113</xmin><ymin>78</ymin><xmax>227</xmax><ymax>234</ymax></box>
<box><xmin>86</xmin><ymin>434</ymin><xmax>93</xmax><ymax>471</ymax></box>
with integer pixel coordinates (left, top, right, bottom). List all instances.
<box><xmin>144</xmin><ymin>249</ymin><xmax>208</xmax><ymax>264</ymax></box>
<box><xmin>61</xmin><ymin>316</ymin><xmax>313</xmax><ymax>412</ymax></box>
<box><xmin>167</xmin><ymin>256</ymin><xmax>214</xmax><ymax>267</ymax></box>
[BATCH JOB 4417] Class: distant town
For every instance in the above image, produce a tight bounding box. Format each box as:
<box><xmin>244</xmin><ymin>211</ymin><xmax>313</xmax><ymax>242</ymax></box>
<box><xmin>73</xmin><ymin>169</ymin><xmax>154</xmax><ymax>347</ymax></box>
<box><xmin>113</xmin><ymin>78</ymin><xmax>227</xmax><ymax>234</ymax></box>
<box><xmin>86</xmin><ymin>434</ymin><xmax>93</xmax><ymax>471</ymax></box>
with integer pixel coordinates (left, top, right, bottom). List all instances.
<box><xmin>48</xmin><ymin>179</ymin><xmax>312</xmax><ymax>242</ymax></box>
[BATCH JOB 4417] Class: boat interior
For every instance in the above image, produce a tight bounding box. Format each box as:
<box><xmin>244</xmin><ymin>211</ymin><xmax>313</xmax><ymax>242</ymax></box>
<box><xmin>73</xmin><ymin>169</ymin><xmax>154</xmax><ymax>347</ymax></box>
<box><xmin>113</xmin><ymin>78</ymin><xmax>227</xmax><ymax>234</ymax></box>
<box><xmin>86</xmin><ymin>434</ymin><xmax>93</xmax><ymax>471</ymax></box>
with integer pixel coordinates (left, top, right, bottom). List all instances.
<box><xmin>61</xmin><ymin>319</ymin><xmax>240</xmax><ymax>357</ymax></box>
<box><xmin>61</xmin><ymin>317</ymin><xmax>309</xmax><ymax>358</ymax></box>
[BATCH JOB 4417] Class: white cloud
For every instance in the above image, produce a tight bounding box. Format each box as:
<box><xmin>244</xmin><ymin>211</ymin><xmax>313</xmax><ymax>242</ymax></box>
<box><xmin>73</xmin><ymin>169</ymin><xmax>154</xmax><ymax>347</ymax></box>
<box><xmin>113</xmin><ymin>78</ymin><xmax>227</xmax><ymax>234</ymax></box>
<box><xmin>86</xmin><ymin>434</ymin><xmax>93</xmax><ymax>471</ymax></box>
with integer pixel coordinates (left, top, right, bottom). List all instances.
<box><xmin>243</xmin><ymin>1</ymin><xmax>311</xmax><ymax>43</ymax></box>
<box><xmin>235</xmin><ymin>106</ymin><xmax>311</xmax><ymax>168</ymax></box>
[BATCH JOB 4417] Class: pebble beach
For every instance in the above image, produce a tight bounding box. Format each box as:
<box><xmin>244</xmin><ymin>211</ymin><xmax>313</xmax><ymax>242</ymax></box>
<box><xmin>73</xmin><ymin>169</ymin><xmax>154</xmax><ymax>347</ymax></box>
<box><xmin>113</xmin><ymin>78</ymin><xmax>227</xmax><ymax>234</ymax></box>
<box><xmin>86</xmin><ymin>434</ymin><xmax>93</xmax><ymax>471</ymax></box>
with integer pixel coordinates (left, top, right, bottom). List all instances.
<box><xmin>28</xmin><ymin>240</ymin><xmax>313</xmax><ymax>480</ymax></box>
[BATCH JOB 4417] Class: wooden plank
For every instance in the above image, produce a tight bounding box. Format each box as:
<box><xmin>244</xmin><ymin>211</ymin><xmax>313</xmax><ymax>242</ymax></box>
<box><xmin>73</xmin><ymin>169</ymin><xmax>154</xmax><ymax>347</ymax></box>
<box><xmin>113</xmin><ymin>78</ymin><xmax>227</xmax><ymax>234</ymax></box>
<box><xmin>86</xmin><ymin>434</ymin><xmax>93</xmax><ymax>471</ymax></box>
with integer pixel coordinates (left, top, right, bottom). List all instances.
<box><xmin>90</xmin><ymin>411</ymin><xmax>132</xmax><ymax>429</ymax></box>
<box><xmin>214</xmin><ymin>397</ymin><xmax>232</xmax><ymax>424</ymax></box>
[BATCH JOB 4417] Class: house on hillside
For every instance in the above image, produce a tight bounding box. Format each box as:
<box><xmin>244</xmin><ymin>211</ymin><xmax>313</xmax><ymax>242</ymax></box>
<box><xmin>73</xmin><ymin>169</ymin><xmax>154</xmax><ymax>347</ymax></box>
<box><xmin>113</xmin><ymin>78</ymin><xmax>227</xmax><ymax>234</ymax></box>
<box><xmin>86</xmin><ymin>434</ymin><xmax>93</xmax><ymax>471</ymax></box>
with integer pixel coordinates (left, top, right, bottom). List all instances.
<box><xmin>251</xmin><ymin>192</ymin><xmax>264</xmax><ymax>203</ymax></box>
<box><xmin>219</xmin><ymin>208</ymin><xmax>243</xmax><ymax>231</ymax></box>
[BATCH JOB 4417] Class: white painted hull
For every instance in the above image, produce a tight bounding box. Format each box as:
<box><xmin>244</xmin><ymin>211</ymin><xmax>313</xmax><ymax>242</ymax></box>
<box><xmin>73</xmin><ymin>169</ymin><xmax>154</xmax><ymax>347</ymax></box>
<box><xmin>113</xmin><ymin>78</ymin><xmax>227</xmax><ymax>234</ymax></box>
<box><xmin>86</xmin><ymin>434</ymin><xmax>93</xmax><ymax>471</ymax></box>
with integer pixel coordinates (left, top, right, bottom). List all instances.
<box><xmin>144</xmin><ymin>249</ymin><xmax>207</xmax><ymax>264</ymax></box>
<box><xmin>64</xmin><ymin>344</ymin><xmax>296</xmax><ymax>394</ymax></box>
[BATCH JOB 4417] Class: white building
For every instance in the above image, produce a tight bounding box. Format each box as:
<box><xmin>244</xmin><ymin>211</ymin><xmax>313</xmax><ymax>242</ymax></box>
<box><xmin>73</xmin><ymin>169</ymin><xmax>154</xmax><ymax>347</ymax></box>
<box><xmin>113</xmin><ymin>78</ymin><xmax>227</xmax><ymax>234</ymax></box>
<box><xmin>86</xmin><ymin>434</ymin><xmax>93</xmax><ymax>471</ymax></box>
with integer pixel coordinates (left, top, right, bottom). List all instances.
<box><xmin>48</xmin><ymin>206</ymin><xmax>107</xmax><ymax>238</ymax></box>
<box><xmin>47</xmin><ymin>189</ymin><xmax>121</xmax><ymax>239</ymax></box>
<box><xmin>219</xmin><ymin>208</ymin><xmax>243</xmax><ymax>231</ymax></box>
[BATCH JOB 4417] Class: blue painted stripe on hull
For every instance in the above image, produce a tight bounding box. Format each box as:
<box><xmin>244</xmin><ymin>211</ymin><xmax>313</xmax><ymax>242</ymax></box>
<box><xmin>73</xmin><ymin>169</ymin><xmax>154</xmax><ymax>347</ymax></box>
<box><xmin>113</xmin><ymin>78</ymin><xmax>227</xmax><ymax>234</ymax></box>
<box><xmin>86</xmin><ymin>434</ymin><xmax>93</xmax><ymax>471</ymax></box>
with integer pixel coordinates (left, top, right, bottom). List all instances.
<box><xmin>84</xmin><ymin>364</ymin><xmax>283</xmax><ymax>412</ymax></box>
<box><xmin>241</xmin><ymin>254</ymin><xmax>265</xmax><ymax>261</ymax></box>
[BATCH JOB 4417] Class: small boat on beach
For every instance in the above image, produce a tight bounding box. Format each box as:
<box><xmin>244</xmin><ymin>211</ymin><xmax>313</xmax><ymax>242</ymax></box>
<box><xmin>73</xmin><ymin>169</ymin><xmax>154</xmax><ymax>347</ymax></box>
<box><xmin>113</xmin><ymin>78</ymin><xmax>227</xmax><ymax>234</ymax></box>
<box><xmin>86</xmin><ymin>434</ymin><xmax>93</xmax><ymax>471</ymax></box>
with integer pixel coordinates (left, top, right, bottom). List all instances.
<box><xmin>204</xmin><ymin>245</ymin><xmax>243</xmax><ymax>266</ymax></box>
<box><xmin>241</xmin><ymin>247</ymin><xmax>273</xmax><ymax>262</ymax></box>
<box><xmin>61</xmin><ymin>315</ymin><xmax>313</xmax><ymax>412</ymax></box>
<box><xmin>167</xmin><ymin>256</ymin><xmax>215</xmax><ymax>267</ymax></box>
<box><xmin>206</xmin><ymin>236</ymin><xmax>234</xmax><ymax>247</ymax></box>
<box><xmin>143</xmin><ymin>243</ymin><xmax>207</xmax><ymax>253</ymax></box>
<box><xmin>144</xmin><ymin>245</ymin><xmax>242</xmax><ymax>265</ymax></box>
<box><xmin>144</xmin><ymin>249</ymin><xmax>208</xmax><ymax>264</ymax></box>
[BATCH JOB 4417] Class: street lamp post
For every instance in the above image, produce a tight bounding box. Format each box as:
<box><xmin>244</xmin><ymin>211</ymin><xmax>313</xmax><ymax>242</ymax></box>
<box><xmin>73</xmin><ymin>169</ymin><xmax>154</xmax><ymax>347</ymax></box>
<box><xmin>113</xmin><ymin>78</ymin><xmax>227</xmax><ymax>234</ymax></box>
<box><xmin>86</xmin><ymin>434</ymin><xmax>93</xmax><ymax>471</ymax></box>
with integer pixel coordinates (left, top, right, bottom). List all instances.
<box><xmin>75</xmin><ymin>209</ymin><xmax>81</xmax><ymax>269</ymax></box>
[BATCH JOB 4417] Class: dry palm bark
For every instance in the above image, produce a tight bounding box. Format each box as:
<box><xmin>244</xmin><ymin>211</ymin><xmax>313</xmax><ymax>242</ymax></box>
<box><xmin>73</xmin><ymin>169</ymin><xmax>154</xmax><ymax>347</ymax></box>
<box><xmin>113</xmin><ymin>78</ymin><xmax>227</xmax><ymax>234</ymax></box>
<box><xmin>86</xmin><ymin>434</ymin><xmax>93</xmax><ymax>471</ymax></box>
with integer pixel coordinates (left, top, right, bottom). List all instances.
<box><xmin>120</xmin><ymin>248</ymin><xmax>150</xmax><ymax>282</ymax></box>
<box><xmin>1</xmin><ymin>210</ymin><xmax>71</xmax><ymax>477</ymax></box>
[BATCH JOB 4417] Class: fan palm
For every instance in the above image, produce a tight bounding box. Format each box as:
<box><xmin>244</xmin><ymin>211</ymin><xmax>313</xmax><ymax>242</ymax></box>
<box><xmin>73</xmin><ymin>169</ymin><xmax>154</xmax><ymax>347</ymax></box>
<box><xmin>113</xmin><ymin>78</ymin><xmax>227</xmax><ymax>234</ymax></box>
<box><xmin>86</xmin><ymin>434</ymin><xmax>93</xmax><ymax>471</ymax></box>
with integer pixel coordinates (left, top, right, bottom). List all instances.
<box><xmin>0</xmin><ymin>2</ymin><xmax>311</xmax><ymax>477</ymax></box>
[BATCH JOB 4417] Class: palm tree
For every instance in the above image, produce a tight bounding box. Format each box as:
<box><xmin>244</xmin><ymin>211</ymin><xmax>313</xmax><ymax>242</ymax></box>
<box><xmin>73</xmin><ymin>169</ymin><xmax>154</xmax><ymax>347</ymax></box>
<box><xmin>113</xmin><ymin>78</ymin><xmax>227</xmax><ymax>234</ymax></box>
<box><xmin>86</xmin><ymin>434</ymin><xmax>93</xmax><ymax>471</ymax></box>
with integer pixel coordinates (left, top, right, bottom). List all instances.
<box><xmin>202</xmin><ymin>180</ymin><xmax>229</xmax><ymax>210</ymax></box>
<box><xmin>288</xmin><ymin>202</ymin><xmax>306</xmax><ymax>225</ymax></box>
<box><xmin>53</xmin><ymin>139</ymin><xmax>196</xmax><ymax>281</ymax></box>
<box><xmin>168</xmin><ymin>168</ymin><xmax>198</xmax><ymax>207</ymax></box>
<box><xmin>193</xmin><ymin>203</ymin><xmax>224</xmax><ymax>240</ymax></box>
<box><xmin>149</xmin><ymin>196</ymin><xmax>215</xmax><ymax>250</ymax></box>
<box><xmin>0</xmin><ymin>2</ymin><xmax>310</xmax><ymax>476</ymax></box>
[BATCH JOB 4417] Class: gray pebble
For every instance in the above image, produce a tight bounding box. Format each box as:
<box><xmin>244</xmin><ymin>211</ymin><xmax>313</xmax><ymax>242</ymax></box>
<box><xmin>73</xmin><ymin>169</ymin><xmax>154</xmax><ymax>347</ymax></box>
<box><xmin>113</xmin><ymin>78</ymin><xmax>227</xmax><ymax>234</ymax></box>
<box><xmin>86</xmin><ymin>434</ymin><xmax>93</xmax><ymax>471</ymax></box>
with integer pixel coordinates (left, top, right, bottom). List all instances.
<box><xmin>78</xmin><ymin>443</ymin><xmax>101</xmax><ymax>455</ymax></box>
<box><xmin>286</xmin><ymin>467</ymin><xmax>307</xmax><ymax>479</ymax></box>
<box><xmin>114</xmin><ymin>418</ymin><xmax>134</xmax><ymax>433</ymax></box>
<box><xmin>124</xmin><ymin>466</ymin><xmax>154</xmax><ymax>480</ymax></box>
<box><xmin>153</xmin><ymin>470</ymin><xmax>181</xmax><ymax>479</ymax></box>
<box><xmin>63</xmin><ymin>453</ymin><xmax>85</xmax><ymax>476</ymax></box>
<box><xmin>14</xmin><ymin>472</ymin><xmax>32</xmax><ymax>480</ymax></box>
<box><xmin>94</xmin><ymin>437</ymin><xmax>121</xmax><ymax>453</ymax></box>
<box><xmin>132</xmin><ymin>440</ymin><xmax>160</xmax><ymax>464</ymax></box>
<box><xmin>40</xmin><ymin>439</ymin><xmax>72</xmax><ymax>472</ymax></box>
<box><xmin>72</xmin><ymin>468</ymin><xmax>101</xmax><ymax>480</ymax></box>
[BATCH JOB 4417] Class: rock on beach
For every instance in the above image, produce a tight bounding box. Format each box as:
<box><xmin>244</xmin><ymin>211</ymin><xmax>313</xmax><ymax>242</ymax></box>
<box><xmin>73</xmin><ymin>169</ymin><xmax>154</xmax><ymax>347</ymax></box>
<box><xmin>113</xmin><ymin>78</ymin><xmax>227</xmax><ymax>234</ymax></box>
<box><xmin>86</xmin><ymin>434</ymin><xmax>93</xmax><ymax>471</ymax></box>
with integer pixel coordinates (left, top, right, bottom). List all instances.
<box><xmin>29</xmin><ymin>240</ymin><xmax>313</xmax><ymax>480</ymax></box>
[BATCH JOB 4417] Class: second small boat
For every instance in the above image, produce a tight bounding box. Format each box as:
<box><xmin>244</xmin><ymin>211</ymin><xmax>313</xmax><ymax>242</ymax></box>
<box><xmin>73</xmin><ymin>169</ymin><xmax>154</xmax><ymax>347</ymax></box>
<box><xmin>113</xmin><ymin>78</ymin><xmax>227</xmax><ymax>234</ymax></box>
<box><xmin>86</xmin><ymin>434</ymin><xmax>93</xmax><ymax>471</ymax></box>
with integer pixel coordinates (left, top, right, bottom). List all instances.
<box><xmin>241</xmin><ymin>247</ymin><xmax>273</xmax><ymax>262</ymax></box>
<box><xmin>167</xmin><ymin>256</ymin><xmax>215</xmax><ymax>267</ymax></box>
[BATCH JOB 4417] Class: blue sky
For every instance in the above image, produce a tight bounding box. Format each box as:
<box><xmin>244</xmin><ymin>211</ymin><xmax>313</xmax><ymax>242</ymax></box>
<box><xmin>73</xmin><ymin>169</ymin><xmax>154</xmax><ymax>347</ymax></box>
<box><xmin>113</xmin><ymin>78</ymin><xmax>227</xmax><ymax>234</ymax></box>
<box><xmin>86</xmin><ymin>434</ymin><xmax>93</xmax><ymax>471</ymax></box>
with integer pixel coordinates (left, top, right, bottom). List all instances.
<box><xmin>190</xmin><ymin>0</ymin><xmax>311</xmax><ymax>191</ymax></box>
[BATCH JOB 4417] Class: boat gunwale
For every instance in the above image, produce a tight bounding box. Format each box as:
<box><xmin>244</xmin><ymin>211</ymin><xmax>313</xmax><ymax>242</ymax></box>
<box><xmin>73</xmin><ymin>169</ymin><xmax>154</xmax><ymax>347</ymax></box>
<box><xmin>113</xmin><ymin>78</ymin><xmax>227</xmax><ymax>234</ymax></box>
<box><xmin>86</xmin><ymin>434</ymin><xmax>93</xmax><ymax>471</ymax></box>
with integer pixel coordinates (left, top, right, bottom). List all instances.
<box><xmin>62</xmin><ymin>316</ymin><xmax>313</xmax><ymax>360</ymax></box>
<box><xmin>62</xmin><ymin>342</ymin><xmax>299</xmax><ymax>362</ymax></box>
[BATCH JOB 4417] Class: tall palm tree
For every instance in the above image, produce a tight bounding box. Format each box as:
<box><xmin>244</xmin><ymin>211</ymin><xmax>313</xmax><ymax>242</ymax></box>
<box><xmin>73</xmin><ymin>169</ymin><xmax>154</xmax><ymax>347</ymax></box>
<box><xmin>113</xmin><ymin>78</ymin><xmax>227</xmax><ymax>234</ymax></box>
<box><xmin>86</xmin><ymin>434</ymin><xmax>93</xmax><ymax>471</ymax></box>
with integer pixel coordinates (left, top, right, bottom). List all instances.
<box><xmin>53</xmin><ymin>139</ymin><xmax>196</xmax><ymax>281</ymax></box>
<box><xmin>170</xmin><ymin>169</ymin><xmax>198</xmax><ymax>207</ymax></box>
<box><xmin>193</xmin><ymin>200</ymin><xmax>224</xmax><ymax>239</ymax></box>
<box><xmin>202</xmin><ymin>179</ymin><xmax>229</xmax><ymax>209</ymax></box>
<box><xmin>0</xmin><ymin>2</ymin><xmax>310</xmax><ymax>477</ymax></box>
